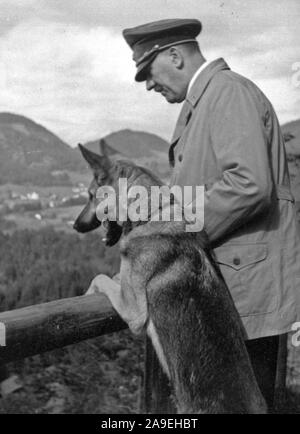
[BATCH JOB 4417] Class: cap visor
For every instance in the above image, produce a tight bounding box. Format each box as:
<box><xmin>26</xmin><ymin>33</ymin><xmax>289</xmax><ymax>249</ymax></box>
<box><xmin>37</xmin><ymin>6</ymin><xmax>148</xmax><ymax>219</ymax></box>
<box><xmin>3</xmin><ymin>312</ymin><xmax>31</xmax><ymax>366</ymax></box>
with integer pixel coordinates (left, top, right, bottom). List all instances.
<box><xmin>134</xmin><ymin>52</ymin><xmax>158</xmax><ymax>82</ymax></box>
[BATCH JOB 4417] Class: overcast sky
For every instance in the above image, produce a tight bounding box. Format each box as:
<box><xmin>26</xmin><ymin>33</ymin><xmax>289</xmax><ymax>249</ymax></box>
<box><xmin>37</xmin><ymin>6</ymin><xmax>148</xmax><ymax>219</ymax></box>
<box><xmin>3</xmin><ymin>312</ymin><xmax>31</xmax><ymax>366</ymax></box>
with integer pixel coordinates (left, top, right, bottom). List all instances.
<box><xmin>0</xmin><ymin>0</ymin><xmax>299</xmax><ymax>146</ymax></box>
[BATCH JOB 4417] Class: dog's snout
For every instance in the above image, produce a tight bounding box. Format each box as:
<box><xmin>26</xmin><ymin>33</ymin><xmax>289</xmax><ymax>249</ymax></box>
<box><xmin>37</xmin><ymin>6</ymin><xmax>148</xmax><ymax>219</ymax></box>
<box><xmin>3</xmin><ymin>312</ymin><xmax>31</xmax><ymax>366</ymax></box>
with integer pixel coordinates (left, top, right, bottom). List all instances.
<box><xmin>73</xmin><ymin>214</ymin><xmax>102</xmax><ymax>233</ymax></box>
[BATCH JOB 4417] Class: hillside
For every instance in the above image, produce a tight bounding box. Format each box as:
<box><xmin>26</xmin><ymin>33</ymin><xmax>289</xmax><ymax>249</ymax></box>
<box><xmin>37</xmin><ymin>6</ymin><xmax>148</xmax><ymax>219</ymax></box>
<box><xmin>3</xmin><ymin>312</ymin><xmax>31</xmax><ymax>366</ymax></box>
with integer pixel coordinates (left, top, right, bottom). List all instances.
<box><xmin>84</xmin><ymin>129</ymin><xmax>171</xmax><ymax>181</ymax></box>
<box><xmin>85</xmin><ymin>129</ymin><xmax>169</xmax><ymax>158</ymax></box>
<box><xmin>0</xmin><ymin>113</ymin><xmax>171</xmax><ymax>186</ymax></box>
<box><xmin>0</xmin><ymin>113</ymin><xmax>85</xmax><ymax>186</ymax></box>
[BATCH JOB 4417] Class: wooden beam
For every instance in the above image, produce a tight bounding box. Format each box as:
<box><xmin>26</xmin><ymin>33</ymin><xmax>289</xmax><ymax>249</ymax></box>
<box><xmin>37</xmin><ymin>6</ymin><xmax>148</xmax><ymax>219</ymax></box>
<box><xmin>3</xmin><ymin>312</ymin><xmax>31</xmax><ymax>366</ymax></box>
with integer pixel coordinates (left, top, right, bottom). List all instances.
<box><xmin>0</xmin><ymin>294</ymin><xmax>127</xmax><ymax>364</ymax></box>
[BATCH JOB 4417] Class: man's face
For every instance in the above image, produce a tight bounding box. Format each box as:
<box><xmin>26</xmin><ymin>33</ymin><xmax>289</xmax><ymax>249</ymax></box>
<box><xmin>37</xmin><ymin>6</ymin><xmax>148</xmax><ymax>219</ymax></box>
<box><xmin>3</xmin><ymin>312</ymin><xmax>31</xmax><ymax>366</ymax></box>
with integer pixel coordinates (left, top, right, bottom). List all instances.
<box><xmin>144</xmin><ymin>51</ymin><xmax>186</xmax><ymax>103</ymax></box>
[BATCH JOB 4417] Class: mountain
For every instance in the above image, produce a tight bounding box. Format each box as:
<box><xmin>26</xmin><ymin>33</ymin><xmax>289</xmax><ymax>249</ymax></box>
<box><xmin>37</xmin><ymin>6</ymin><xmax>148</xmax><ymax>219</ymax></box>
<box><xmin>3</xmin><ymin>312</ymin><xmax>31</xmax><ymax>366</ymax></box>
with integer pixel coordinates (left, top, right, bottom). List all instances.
<box><xmin>0</xmin><ymin>113</ymin><xmax>171</xmax><ymax>186</ymax></box>
<box><xmin>0</xmin><ymin>112</ymin><xmax>85</xmax><ymax>186</ymax></box>
<box><xmin>84</xmin><ymin>129</ymin><xmax>171</xmax><ymax>181</ymax></box>
<box><xmin>85</xmin><ymin>129</ymin><xmax>169</xmax><ymax>158</ymax></box>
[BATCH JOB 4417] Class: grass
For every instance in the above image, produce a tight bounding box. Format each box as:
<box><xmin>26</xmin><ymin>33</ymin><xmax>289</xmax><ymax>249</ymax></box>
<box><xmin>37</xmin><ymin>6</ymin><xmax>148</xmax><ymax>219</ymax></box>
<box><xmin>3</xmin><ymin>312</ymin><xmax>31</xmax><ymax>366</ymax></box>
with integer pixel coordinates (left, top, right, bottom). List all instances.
<box><xmin>0</xmin><ymin>331</ymin><xmax>145</xmax><ymax>414</ymax></box>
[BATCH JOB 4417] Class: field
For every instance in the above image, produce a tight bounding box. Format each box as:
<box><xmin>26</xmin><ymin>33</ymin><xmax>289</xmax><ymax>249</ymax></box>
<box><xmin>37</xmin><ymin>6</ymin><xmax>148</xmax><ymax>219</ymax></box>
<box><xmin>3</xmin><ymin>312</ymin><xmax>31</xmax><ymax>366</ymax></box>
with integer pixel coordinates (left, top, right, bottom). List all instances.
<box><xmin>0</xmin><ymin>176</ymin><xmax>91</xmax><ymax>234</ymax></box>
<box><xmin>3</xmin><ymin>205</ymin><xmax>84</xmax><ymax>233</ymax></box>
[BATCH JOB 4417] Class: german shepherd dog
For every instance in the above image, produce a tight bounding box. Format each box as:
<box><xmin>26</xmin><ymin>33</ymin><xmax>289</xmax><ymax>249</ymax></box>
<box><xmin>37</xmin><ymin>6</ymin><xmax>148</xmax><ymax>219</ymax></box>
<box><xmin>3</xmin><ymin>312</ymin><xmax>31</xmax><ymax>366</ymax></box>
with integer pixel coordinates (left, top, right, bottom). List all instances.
<box><xmin>74</xmin><ymin>142</ymin><xmax>267</xmax><ymax>414</ymax></box>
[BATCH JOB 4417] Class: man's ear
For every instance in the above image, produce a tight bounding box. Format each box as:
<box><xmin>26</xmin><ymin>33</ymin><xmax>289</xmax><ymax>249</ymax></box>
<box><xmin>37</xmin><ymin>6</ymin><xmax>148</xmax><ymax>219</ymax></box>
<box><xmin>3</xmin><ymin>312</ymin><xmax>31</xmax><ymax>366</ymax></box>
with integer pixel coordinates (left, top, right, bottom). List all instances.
<box><xmin>169</xmin><ymin>47</ymin><xmax>184</xmax><ymax>69</ymax></box>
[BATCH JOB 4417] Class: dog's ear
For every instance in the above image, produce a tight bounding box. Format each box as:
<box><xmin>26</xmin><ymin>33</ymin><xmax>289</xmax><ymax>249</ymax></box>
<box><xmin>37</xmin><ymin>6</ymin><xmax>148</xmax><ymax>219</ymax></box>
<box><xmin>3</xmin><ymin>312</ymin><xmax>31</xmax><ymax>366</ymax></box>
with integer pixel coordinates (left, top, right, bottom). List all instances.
<box><xmin>78</xmin><ymin>143</ymin><xmax>112</xmax><ymax>172</ymax></box>
<box><xmin>99</xmin><ymin>139</ymin><xmax>113</xmax><ymax>170</ymax></box>
<box><xmin>99</xmin><ymin>139</ymin><xmax>110</xmax><ymax>158</ymax></box>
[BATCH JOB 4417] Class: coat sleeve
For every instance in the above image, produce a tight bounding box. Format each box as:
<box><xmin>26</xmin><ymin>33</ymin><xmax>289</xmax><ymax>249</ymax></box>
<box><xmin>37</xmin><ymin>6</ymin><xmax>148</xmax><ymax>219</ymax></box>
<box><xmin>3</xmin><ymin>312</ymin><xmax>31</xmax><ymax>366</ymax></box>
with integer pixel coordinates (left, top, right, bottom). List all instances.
<box><xmin>203</xmin><ymin>80</ymin><xmax>273</xmax><ymax>243</ymax></box>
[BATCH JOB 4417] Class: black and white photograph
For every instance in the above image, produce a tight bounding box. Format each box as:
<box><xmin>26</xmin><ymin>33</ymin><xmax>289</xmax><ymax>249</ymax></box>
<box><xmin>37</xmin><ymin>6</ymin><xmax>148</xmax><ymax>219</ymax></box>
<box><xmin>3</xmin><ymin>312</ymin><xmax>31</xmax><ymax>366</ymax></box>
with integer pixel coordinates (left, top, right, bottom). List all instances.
<box><xmin>0</xmin><ymin>0</ymin><xmax>299</xmax><ymax>416</ymax></box>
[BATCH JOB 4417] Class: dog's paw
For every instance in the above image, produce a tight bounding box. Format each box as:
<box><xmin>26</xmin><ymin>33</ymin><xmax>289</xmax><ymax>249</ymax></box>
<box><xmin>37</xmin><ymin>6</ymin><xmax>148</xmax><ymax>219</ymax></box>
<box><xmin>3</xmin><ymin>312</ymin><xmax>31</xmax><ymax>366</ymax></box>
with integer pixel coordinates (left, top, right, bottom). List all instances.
<box><xmin>85</xmin><ymin>274</ymin><xmax>113</xmax><ymax>296</ymax></box>
<box><xmin>112</xmin><ymin>273</ymin><xmax>121</xmax><ymax>284</ymax></box>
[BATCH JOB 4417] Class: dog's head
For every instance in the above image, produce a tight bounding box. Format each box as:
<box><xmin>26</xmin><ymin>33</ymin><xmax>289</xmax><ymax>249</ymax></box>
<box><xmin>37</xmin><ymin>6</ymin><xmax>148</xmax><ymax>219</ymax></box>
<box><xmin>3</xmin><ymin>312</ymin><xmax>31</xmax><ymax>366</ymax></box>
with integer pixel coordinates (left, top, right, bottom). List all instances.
<box><xmin>73</xmin><ymin>140</ymin><xmax>123</xmax><ymax>246</ymax></box>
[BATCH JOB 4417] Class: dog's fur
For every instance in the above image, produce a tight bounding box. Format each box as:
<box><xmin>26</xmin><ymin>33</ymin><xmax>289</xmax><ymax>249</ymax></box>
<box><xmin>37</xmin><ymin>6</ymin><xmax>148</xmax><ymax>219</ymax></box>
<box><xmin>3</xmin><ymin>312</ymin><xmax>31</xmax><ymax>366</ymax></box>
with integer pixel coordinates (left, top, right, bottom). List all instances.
<box><xmin>74</xmin><ymin>142</ymin><xmax>267</xmax><ymax>414</ymax></box>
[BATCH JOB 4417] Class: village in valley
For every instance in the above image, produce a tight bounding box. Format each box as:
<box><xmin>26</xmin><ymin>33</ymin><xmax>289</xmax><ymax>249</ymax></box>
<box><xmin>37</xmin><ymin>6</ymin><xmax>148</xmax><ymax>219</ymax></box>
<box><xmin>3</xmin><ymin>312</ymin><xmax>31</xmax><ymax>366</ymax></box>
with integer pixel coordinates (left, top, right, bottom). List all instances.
<box><xmin>0</xmin><ymin>182</ymin><xmax>89</xmax><ymax>233</ymax></box>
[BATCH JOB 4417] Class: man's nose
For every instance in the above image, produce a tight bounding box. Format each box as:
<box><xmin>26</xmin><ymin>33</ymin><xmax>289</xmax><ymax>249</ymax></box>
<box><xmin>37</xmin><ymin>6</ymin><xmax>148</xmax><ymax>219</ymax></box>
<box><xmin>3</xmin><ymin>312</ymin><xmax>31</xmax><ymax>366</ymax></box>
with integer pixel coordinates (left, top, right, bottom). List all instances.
<box><xmin>146</xmin><ymin>77</ymin><xmax>155</xmax><ymax>91</ymax></box>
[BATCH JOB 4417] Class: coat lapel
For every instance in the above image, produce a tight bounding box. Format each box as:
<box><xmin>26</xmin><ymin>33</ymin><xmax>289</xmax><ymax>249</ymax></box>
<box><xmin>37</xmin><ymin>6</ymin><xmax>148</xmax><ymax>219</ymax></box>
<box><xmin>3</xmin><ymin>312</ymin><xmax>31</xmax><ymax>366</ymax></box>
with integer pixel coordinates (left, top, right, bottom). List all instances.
<box><xmin>169</xmin><ymin>100</ymin><xmax>193</xmax><ymax>167</ymax></box>
<box><xmin>168</xmin><ymin>58</ymin><xmax>230</xmax><ymax>167</ymax></box>
<box><xmin>186</xmin><ymin>58</ymin><xmax>230</xmax><ymax>108</ymax></box>
<box><xmin>171</xmin><ymin>100</ymin><xmax>193</xmax><ymax>144</ymax></box>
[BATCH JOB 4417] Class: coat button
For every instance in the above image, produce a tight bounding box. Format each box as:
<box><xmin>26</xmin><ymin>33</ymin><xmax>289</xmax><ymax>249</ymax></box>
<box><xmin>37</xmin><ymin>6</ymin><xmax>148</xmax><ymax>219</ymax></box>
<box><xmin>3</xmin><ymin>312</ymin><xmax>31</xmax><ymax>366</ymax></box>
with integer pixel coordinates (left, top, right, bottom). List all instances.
<box><xmin>178</xmin><ymin>154</ymin><xmax>183</xmax><ymax>162</ymax></box>
<box><xmin>233</xmin><ymin>257</ymin><xmax>240</xmax><ymax>266</ymax></box>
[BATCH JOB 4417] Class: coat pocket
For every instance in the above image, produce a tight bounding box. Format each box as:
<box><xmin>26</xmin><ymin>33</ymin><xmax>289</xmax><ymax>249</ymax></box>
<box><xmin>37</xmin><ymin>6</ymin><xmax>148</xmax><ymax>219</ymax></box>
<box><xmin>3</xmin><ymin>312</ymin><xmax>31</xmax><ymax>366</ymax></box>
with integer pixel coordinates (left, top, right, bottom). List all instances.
<box><xmin>213</xmin><ymin>243</ymin><xmax>278</xmax><ymax>317</ymax></box>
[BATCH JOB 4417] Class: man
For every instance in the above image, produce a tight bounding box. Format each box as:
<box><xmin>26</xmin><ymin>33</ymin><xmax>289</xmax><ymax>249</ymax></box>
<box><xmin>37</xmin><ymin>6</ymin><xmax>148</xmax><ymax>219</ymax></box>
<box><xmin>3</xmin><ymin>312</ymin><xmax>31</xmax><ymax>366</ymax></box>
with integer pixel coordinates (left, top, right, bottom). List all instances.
<box><xmin>123</xmin><ymin>18</ymin><xmax>300</xmax><ymax>411</ymax></box>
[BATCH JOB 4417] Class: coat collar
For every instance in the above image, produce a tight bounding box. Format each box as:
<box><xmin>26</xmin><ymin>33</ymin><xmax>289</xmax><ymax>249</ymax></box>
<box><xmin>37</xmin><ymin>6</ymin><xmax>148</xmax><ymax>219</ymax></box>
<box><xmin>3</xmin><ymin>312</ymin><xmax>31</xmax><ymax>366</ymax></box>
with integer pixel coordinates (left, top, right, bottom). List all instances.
<box><xmin>170</xmin><ymin>99</ymin><xmax>193</xmax><ymax>144</ymax></box>
<box><xmin>171</xmin><ymin>58</ymin><xmax>230</xmax><ymax>144</ymax></box>
<box><xmin>186</xmin><ymin>58</ymin><xmax>230</xmax><ymax>107</ymax></box>
<box><xmin>169</xmin><ymin>58</ymin><xmax>230</xmax><ymax>167</ymax></box>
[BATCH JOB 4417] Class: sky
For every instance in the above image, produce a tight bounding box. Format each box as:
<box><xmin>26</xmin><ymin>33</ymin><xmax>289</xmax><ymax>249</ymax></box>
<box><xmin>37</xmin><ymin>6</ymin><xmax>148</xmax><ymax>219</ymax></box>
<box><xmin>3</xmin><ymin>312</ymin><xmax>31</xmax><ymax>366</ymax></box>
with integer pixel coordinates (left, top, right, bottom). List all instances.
<box><xmin>0</xmin><ymin>0</ymin><xmax>299</xmax><ymax>146</ymax></box>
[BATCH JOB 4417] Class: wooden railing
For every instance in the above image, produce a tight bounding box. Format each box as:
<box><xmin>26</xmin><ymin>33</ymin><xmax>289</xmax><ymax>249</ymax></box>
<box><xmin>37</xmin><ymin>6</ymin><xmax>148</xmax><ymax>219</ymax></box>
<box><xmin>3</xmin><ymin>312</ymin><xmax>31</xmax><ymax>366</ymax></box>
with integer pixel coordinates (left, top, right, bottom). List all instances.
<box><xmin>0</xmin><ymin>295</ymin><xmax>172</xmax><ymax>413</ymax></box>
<box><xmin>0</xmin><ymin>294</ymin><xmax>127</xmax><ymax>363</ymax></box>
<box><xmin>0</xmin><ymin>295</ymin><xmax>288</xmax><ymax>413</ymax></box>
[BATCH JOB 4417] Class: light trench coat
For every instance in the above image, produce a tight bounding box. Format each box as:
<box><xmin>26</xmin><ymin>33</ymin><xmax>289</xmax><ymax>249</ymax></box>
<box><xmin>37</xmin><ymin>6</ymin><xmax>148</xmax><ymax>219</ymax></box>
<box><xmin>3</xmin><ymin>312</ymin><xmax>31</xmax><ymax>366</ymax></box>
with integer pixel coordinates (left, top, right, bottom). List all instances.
<box><xmin>169</xmin><ymin>58</ymin><xmax>300</xmax><ymax>339</ymax></box>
